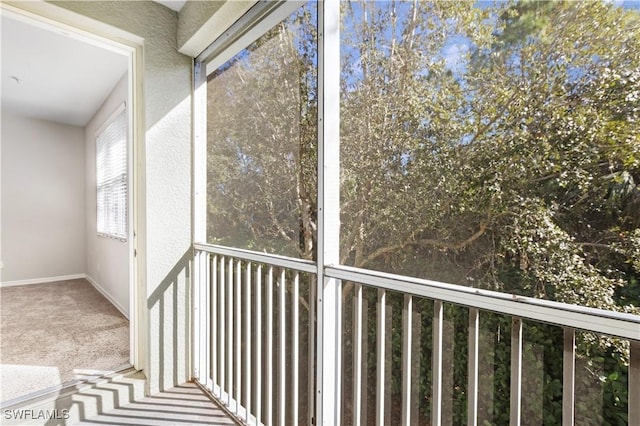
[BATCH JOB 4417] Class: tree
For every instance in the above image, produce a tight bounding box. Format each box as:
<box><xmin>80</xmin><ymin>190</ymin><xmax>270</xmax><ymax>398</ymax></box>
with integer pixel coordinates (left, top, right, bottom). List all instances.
<box><xmin>339</xmin><ymin>0</ymin><xmax>640</xmax><ymax>307</ymax></box>
<box><xmin>207</xmin><ymin>6</ymin><xmax>318</xmax><ymax>259</ymax></box>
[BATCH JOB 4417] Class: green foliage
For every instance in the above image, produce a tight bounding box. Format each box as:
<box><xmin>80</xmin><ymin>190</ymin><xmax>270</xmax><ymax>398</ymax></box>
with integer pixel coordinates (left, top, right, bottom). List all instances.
<box><xmin>207</xmin><ymin>4</ymin><xmax>318</xmax><ymax>259</ymax></box>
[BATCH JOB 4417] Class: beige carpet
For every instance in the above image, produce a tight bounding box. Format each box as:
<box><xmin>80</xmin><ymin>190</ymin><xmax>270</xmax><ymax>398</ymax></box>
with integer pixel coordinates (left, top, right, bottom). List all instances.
<box><xmin>0</xmin><ymin>278</ymin><xmax>129</xmax><ymax>402</ymax></box>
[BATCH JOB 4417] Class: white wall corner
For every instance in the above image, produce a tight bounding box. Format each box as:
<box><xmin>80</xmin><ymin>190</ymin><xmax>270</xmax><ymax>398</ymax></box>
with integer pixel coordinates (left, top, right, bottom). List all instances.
<box><xmin>86</xmin><ymin>274</ymin><xmax>130</xmax><ymax>319</ymax></box>
<box><xmin>177</xmin><ymin>1</ymin><xmax>255</xmax><ymax>57</ymax></box>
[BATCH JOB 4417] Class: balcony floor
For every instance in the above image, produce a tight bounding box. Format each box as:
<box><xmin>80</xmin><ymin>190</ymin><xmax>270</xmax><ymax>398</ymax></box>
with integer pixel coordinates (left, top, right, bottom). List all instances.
<box><xmin>74</xmin><ymin>382</ymin><xmax>237</xmax><ymax>426</ymax></box>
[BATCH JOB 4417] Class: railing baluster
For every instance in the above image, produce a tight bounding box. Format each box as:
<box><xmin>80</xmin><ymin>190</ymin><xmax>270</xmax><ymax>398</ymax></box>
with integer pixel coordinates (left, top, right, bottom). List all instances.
<box><xmin>211</xmin><ymin>255</ymin><xmax>218</xmax><ymax>396</ymax></box>
<box><xmin>193</xmin><ymin>250</ymin><xmax>202</xmax><ymax>382</ymax></box>
<box><xmin>401</xmin><ymin>294</ymin><xmax>413</xmax><ymax>426</ymax></box>
<box><xmin>630</xmin><ymin>340</ymin><xmax>640</xmax><ymax>425</ymax></box>
<box><xmin>244</xmin><ymin>262</ymin><xmax>252</xmax><ymax>422</ymax></box>
<box><xmin>220</xmin><ymin>256</ymin><xmax>226</xmax><ymax>399</ymax></box>
<box><xmin>468</xmin><ymin>308</ymin><xmax>479</xmax><ymax>426</ymax></box>
<box><xmin>292</xmin><ymin>272</ymin><xmax>300</xmax><ymax>426</ymax></box>
<box><xmin>308</xmin><ymin>276</ymin><xmax>316</xmax><ymax>426</ymax></box>
<box><xmin>235</xmin><ymin>260</ymin><xmax>242</xmax><ymax>413</ymax></box>
<box><xmin>255</xmin><ymin>265</ymin><xmax>263</xmax><ymax>425</ymax></box>
<box><xmin>510</xmin><ymin>317</ymin><xmax>523</xmax><ymax>426</ymax></box>
<box><xmin>376</xmin><ymin>289</ymin><xmax>386</xmax><ymax>426</ymax></box>
<box><xmin>279</xmin><ymin>269</ymin><xmax>286</xmax><ymax>426</ymax></box>
<box><xmin>562</xmin><ymin>328</ymin><xmax>575</xmax><ymax>426</ymax></box>
<box><xmin>432</xmin><ymin>300</ymin><xmax>443</xmax><ymax>426</ymax></box>
<box><xmin>203</xmin><ymin>252</ymin><xmax>210</xmax><ymax>389</ymax></box>
<box><xmin>227</xmin><ymin>257</ymin><xmax>234</xmax><ymax>405</ymax></box>
<box><xmin>195</xmin><ymin>251</ymin><xmax>201</xmax><ymax>381</ymax></box>
<box><xmin>362</xmin><ymin>293</ymin><xmax>370</xmax><ymax>426</ymax></box>
<box><xmin>353</xmin><ymin>283</ymin><xmax>363</xmax><ymax>426</ymax></box>
<box><xmin>409</xmin><ymin>304</ymin><xmax>420</xmax><ymax>426</ymax></box>
<box><xmin>266</xmin><ymin>266</ymin><xmax>274</xmax><ymax>426</ymax></box>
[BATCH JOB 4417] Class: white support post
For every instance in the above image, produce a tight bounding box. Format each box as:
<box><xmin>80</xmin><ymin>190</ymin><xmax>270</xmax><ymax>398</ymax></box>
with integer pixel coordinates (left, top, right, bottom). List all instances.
<box><xmin>316</xmin><ymin>0</ymin><xmax>342</xmax><ymax>425</ymax></box>
<box><xmin>468</xmin><ymin>308</ymin><xmax>479</xmax><ymax>426</ymax></box>
<box><xmin>192</xmin><ymin>59</ymin><xmax>207</xmax><ymax>383</ymax></box>
<box><xmin>562</xmin><ymin>328</ymin><xmax>575</xmax><ymax>426</ymax></box>
<box><xmin>510</xmin><ymin>317</ymin><xmax>523</xmax><ymax>426</ymax></box>
<box><xmin>192</xmin><ymin>60</ymin><xmax>207</xmax><ymax>241</ymax></box>
<box><xmin>432</xmin><ymin>300</ymin><xmax>443</xmax><ymax>426</ymax></box>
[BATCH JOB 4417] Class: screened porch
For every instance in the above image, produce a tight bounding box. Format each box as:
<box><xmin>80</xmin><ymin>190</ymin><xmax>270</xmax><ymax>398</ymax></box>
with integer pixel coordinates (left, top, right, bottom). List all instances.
<box><xmin>190</xmin><ymin>1</ymin><xmax>640</xmax><ymax>425</ymax></box>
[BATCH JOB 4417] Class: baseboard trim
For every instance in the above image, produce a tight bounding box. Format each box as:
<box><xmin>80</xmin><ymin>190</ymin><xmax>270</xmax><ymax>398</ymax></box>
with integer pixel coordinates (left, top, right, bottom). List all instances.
<box><xmin>0</xmin><ymin>274</ymin><xmax>86</xmax><ymax>287</ymax></box>
<box><xmin>85</xmin><ymin>275</ymin><xmax>130</xmax><ymax>320</ymax></box>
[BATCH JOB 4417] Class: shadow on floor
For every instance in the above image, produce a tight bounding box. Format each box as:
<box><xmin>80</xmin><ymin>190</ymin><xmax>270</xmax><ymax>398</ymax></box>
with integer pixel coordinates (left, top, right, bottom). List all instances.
<box><xmin>75</xmin><ymin>383</ymin><xmax>237</xmax><ymax>426</ymax></box>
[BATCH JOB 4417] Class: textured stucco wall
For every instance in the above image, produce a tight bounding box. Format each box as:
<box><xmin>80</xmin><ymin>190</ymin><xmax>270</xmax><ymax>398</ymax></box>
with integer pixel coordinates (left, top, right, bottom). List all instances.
<box><xmin>50</xmin><ymin>0</ymin><xmax>193</xmax><ymax>394</ymax></box>
<box><xmin>1</xmin><ymin>111</ymin><xmax>86</xmax><ymax>283</ymax></box>
<box><xmin>84</xmin><ymin>72</ymin><xmax>130</xmax><ymax>317</ymax></box>
<box><xmin>177</xmin><ymin>1</ymin><xmax>225</xmax><ymax>50</ymax></box>
<box><xmin>177</xmin><ymin>0</ymin><xmax>255</xmax><ymax>57</ymax></box>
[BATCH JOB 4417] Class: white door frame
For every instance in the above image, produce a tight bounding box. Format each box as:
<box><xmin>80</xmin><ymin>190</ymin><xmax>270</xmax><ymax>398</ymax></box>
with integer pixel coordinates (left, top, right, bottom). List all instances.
<box><xmin>1</xmin><ymin>1</ymin><xmax>147</xmax><ymax>372</ymax></box>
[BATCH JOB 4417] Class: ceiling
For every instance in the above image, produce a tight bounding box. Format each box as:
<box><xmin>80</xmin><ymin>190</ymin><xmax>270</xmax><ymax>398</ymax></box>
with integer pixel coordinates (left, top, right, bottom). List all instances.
<box><xmin>1</xmin><ymin>12</ymin><xmax>129</xmax><ymax>127</ymax></box>
<box><xmin>1</xmin><ymin>1</ymin><xmax>188</xmax><ymax>127</ymax></box>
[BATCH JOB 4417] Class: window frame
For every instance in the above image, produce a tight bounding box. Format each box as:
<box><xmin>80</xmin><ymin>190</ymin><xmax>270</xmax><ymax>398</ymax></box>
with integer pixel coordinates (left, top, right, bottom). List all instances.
<box><xmin>193</xmin><ymin>2</ymin><xmax>341</xmax><ymax>423</ymax></box>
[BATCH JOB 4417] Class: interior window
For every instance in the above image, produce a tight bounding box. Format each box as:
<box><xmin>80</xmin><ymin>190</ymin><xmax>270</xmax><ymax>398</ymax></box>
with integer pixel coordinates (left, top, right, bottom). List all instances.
<box><xmin>96</xmin><ymin>104</ymin><xmax>128</xmax><ymax>240</ymax></box>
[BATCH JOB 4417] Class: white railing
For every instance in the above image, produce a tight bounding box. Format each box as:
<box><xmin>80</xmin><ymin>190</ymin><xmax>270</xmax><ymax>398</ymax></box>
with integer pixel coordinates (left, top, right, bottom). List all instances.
<box><xmin>193</xmin><ymin>242</ymin><xmax>640</xmax><ymax>426</ymax></box>
<box><xmin>193</xmin><ymin>243</ymin><xmax>316</xmax><ymax>426</ymax></box>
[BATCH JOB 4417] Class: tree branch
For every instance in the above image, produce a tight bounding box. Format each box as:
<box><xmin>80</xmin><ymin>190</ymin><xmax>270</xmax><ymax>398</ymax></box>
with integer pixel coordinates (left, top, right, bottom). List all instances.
<box><xmin>359</xmin><ymin>221</ymin><xmax>488</xmax><ymax>268</ymax></box>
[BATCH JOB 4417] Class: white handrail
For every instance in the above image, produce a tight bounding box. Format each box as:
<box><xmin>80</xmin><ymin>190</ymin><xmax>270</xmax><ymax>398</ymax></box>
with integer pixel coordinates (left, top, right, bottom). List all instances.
<box><xmin>194</xmin><ymin>244</ymin><xmax>640</xmax><ymax>340</ymax></box>
<box><xmin>195</xmin><ymin>243</ymin><xmax>316</xmax><ymax>274</ymax></box>
<box><xmin>326</xmin><ymin>264</ymin><xmax>640</xmax><ymax>341</ymax></box>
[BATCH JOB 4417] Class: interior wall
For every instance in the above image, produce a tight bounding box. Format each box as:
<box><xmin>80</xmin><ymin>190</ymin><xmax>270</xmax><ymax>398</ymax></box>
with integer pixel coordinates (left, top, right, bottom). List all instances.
<box><xmin>0</xmin><ymin>110</ymin><xmax>85</xmax><ymax>283</ymax></box>
<box><xmin>84</xmin><ymin>72</ymin><xmax>130</xmax><ymax>317</ymax></box>
<box><xmin>47</xmin><ymin>0</ymin><xmax>193</xmax><ymax>394</ymax></box>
